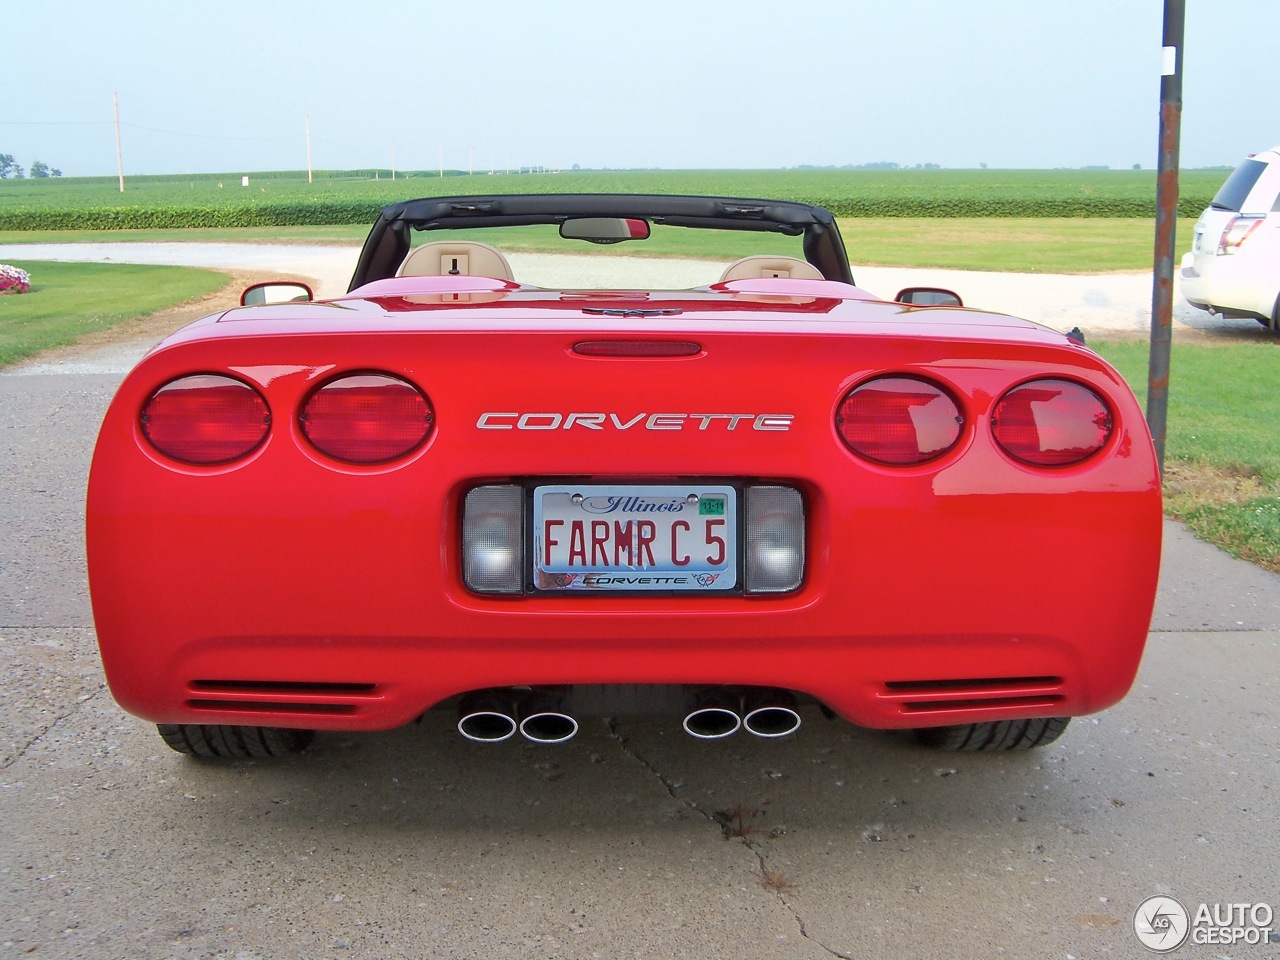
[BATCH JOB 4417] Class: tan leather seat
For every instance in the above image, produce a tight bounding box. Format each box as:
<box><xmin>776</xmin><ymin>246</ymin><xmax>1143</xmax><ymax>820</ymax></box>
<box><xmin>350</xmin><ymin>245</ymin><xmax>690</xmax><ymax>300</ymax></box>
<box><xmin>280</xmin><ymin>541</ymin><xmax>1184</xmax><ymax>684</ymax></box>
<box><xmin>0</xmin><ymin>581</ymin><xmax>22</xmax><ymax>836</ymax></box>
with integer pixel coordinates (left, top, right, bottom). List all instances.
<box><xmin>718</xmin><ymin>255</ymin><xmax>823</xmax><ymax>282</ymax></box>
<box><xmin>398</xmin><ymin>241</ymin><xmax>515</xmax><ymax>281</ymax></box>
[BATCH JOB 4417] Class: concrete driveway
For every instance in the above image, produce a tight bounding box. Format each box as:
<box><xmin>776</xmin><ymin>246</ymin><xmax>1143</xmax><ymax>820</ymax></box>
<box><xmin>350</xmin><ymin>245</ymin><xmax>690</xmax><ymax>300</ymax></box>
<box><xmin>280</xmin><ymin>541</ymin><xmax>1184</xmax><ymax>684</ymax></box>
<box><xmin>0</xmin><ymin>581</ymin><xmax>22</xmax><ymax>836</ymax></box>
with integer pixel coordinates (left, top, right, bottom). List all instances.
<box><xmin>1</xmin><ymin>250</ymin><xmax>1277</xmax><ymax>959</ymax></box>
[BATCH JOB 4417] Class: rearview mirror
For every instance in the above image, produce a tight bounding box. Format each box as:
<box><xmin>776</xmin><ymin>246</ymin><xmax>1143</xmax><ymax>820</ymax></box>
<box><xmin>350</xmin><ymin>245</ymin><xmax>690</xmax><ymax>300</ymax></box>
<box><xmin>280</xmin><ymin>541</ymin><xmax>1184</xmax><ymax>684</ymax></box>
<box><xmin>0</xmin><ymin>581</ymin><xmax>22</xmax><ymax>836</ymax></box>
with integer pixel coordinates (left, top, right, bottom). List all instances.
<box><xmin>895</xmin><ymin>287</ymin><xmax>962</xmax><ymax>308</ymax></box>
<box><xmin>241</xmin><ymin>281</ymin><xmax>314</xmax><ymax>305</ymax></box>
<box><xmin>559</xmin><ymin>218</ymin><xmax>651</xmax><ymax>244</ymax></box>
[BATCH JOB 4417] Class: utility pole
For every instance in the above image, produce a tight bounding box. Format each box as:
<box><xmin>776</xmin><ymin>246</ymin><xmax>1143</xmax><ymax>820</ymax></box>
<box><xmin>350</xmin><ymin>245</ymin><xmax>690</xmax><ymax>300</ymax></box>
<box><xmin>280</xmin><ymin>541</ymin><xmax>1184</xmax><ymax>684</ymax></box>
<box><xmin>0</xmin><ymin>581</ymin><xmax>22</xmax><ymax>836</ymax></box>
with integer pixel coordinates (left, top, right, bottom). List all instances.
<box><xmin>113</xmin><ymin>91</ymin><xmax>124</xmax><ymax>193</ymax></box>
<box><xmin>1146</xmin><ymin>0</ymin><xmax>1185</xmax><ymax>475</ymax></box>
<box><xmin>306</xmin><ymin>115</ymin><xmax>313</xmax><ymax>184</ymax></box>
<box><xmin>392</xmin><ymin>137</ymin><xmax>396</xmax><ymax>181</ymax></box>
<box><xmin>439</xmin><ymin>144</ymin><xmax>443</xmax><ymax>178</ymax></box>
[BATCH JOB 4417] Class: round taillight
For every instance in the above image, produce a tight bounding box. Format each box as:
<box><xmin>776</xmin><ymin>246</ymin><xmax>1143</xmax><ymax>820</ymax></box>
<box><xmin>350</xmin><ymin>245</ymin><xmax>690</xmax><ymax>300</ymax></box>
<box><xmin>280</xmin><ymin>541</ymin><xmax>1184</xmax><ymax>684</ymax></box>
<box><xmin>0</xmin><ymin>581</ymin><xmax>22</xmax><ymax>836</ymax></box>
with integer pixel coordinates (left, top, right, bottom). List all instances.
<box><xmin>837</xmin><ymin>376</ymin><xmax>963</xmax><ymax>465</ymax></box>
<box><xmin>141</xmin><ymin>374</ymin><xmax>270</xmax><ymax>465</ymax></box>
<box><xmin>300</xmin><ymin>373</ymin><xmax>433</xmax><ymax>464</ymax></box>
<box><xmin>992</xmin><ymin>379</ymin><xmax>1112</xmax><ymax>466</ymax></box>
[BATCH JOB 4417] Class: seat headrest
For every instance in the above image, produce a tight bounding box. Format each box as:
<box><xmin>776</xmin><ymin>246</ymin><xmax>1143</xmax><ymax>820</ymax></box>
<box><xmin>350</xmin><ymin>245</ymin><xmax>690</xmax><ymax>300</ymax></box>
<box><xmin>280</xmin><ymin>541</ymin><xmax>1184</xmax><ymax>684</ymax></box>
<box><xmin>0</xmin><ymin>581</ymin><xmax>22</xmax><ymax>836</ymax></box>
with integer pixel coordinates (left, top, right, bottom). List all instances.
<box><xmin>398</xmin><ymin>241</ymin><xmax>515</xmax><ymax>282</ymax></box>
<box><xmin>719</xmin><ymin>255</ymin><xmax>823</xmax><ymax>283</ymax></box>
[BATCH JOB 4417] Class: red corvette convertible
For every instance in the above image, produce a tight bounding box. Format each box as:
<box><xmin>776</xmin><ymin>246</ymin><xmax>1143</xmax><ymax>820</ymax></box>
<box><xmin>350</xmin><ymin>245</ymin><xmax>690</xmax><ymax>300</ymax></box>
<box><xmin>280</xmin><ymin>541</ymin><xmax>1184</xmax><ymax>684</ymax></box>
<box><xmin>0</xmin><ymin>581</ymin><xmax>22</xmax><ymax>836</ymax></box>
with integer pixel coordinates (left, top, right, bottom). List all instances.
<box><xmin>86</xmin><ymin>194</ymin><xmax>1162</xmax><ymax>759</ymax></box>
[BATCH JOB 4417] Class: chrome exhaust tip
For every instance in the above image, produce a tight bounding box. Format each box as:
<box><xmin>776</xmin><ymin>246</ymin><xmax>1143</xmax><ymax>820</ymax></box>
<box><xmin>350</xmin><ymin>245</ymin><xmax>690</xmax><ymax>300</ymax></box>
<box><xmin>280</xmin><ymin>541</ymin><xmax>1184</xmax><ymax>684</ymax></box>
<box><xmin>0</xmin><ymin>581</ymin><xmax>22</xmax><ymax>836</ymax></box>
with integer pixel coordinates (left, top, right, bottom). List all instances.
<box><xmin>682</xmin><ymin>690</ymin><xmax>742</xmax><ymax>740</ymax></box>
<box><xmin>742</xmin><ymin>690</ymin><xmax>802</xmax><ymax>738</ymax></box>
<box><xmin>518</xmin><ymin>691</ymin><xmax>579</xmax><ymax>744</ymax></box>
<box><xmin>456</xmin><ymin>691</ymin><xmax>518</xmax><ymax>742</ymax></box>
<box><xmin>519</xmin><ymin>710</ymin><xmax>579</xmax><ymax>744</ymax></box>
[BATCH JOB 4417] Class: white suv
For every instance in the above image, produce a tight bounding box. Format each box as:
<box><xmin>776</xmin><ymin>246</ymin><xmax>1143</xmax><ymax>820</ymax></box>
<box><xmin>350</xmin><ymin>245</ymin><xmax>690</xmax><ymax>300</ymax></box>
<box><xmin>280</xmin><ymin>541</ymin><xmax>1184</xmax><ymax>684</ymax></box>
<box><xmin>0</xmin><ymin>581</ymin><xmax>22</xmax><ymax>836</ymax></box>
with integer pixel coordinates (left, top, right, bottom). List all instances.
<box><xmin>1180</xmin><ymin>145</ymin><xmax>1280</xmax><ymax>332</ymax></box>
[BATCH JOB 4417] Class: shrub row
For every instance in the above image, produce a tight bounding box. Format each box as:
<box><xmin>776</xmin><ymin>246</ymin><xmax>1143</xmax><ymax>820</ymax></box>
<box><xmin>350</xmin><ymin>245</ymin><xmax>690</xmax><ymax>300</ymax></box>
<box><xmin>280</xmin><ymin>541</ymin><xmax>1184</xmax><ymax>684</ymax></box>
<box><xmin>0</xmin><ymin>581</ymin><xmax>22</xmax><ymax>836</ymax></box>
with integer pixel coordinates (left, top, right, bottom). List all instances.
<box><xmin>0</xmin><ymin>194</ymin><xmax>1216</xmax><ymax>230</ymax></box>
<box><xmin>0</xmin><ymin>200</ymin><xmax>385</xmax><ymax>231</ymax></box>
<box><xmin>817</xmin><ymin>196</ymin><xmax>1214</xmax><ymax>217</ymax></box>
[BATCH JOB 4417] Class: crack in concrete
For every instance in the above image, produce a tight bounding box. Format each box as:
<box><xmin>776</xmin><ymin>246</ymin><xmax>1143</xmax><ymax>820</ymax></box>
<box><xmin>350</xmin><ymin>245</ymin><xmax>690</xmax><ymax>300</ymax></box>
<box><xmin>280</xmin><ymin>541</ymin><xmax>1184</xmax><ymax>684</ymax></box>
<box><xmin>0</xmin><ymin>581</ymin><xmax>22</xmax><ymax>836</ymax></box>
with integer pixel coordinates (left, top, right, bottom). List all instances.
<box><xmin>2</xmin><ymin>624</ymin><xmax>106</xmax><ymax>768</ymax></box>
<box><xmin>2</xmin><ymin>682</ymin><xmax>107</xmax><ymax>770</ymax></box>
<box><xmin>605</xmin><ymin>718</ymin><xmax>852</xmax><ymax>960</ymax></box>
<box><xmin>734</xmin><ymin>835</ymin><xmax>854</xmax><ymax>960</ymax></box>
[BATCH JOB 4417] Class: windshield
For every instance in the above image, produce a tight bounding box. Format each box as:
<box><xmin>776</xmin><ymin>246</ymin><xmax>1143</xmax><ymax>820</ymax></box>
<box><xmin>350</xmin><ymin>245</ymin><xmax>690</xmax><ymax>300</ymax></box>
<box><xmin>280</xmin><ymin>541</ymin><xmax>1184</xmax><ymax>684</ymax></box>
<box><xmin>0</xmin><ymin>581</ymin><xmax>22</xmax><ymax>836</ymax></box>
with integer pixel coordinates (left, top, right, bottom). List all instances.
<box><xmin>350</xmin><ymin>194</ymin><xmax>854</xmax><ymax>291</ymax></box>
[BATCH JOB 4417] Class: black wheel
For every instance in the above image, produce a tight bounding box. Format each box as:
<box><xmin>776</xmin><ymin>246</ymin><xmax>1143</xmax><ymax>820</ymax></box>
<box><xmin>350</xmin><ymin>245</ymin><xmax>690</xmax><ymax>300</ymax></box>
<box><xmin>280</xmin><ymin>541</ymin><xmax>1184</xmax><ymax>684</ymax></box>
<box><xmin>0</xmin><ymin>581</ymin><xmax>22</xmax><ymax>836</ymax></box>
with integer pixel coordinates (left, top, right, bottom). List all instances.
<box><xmin>913</xmin><ymin>716</ymin><xmax>1070</xmax><ymax>751</ymax></box>
<box><xmin>157</xmin><ymin>723</ymin><xmax>314</xmax><ymax>759</ymax></box>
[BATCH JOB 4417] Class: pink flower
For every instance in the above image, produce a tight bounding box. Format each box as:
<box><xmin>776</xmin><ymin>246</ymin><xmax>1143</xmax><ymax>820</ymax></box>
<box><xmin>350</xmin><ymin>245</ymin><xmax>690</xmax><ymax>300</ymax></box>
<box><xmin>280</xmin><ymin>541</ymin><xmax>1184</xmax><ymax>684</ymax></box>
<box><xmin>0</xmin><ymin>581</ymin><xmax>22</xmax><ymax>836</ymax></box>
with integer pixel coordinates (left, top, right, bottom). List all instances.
<box><xmin>0</xmin><ymin>264</ymin><xmax>31</xmax><ymax>294</ymax></box>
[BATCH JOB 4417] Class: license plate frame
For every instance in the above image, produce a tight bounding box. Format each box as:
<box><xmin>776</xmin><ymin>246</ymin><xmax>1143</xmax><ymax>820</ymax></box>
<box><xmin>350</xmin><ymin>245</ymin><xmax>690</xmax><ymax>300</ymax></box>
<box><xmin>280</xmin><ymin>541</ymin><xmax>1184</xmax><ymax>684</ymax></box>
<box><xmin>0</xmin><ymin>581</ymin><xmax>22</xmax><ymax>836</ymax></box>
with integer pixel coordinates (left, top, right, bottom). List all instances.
<box><xmin>532</xmin><ymin>483</ymin><xmax>738</xmax><ymax>592</ymax></box>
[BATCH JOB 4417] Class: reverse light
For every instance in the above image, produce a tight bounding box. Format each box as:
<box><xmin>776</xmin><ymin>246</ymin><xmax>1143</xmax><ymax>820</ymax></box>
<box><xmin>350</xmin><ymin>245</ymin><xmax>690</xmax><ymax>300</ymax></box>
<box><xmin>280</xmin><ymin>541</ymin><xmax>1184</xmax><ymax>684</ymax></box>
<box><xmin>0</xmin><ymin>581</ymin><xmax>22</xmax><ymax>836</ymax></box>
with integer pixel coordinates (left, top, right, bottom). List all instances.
<box><xmin>745</xmin><ymin>486</ymin><xmax>805</xmax><ymax>594</ymax></box>
<box><xmin>463</xmin><ymin>485</ymin><xmax>524</xmax><ymax>594</ymax></box>
<box><xmin>1217</xmin><ymin>215</ymin><xmax>1264</xmax><ymax>255</ymax></box>
<box><xmin>300</xmin><ymin>373</ymin><xmax>433</xmax><ymax>464</ymax></box>
<box><xmin>141</xmin><ymin>374</ymin><xmax>270</xmax><ymax>465</ymax></box>
<box><xmin>992</xmin><ymin>379</ymin><xmax>1112</xmax><ymax>466</ymax></box>
<box><xmin>837</xmin><ymin>376</ymin><xmax>963</xmax><ymax>465</ymax></box>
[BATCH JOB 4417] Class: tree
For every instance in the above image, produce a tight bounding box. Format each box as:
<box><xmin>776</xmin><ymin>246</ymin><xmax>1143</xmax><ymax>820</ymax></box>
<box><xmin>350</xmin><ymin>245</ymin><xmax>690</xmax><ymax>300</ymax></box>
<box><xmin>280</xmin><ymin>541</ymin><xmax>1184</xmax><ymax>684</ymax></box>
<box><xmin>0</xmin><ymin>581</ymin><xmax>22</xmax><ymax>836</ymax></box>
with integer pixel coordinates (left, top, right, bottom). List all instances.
<box><xmin>29</xmin><ymin>160</ymin><xmax>49</xmax><ymax>178</ymax></box>
<box><xmin>0</xmin><ymin>154</ymin><xmax>23</xmax><ymax>179</ymax></box>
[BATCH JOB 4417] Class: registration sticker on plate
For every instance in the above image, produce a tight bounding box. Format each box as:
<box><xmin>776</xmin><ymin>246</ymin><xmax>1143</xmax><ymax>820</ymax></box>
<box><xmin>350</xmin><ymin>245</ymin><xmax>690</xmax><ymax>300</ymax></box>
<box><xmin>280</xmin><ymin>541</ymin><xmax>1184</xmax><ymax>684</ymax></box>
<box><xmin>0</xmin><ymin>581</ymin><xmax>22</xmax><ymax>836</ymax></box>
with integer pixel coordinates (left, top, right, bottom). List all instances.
<box><xmin>533</xmin><ymin>484</ymin><xmax>737</xmax><ymax>591</ymax></box>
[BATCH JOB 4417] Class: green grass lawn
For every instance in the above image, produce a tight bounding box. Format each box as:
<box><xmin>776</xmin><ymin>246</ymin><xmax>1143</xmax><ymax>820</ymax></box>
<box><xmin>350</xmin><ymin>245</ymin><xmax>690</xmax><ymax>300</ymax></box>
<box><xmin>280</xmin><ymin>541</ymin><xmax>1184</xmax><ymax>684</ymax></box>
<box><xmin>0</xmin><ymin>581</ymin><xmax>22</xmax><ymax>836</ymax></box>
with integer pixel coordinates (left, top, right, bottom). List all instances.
<box><xmin>0</xmin><ymin>217</ymin><xmax>1198</xmax><ymax>274</ymax></box>
<box><xmin>1094</xmin><ymin>339</ymin><xmax>1280</xmax><ymax>571</ymax></box>
<box><xmin>841</xmin><ymin>218</ymin><xmax>1198</xmax><ymax>273</ymax></box>
<box><xmin>0</xmin><ymin>261</ymin><xmax>229</xmax><ymax>367</ymax></box>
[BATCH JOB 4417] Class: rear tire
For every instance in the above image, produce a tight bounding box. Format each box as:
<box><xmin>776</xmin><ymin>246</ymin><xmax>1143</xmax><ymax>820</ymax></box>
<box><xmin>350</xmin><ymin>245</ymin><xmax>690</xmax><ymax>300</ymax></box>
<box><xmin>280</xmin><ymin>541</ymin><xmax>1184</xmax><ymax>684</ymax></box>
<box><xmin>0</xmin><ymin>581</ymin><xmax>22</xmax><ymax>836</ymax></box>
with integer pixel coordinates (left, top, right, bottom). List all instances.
<box><xmin>157</xmin><ymin>723</ymin><xmax>314</xmax><ymax>759</ymax></box>
<box><xmin>913</xmin><ymin>716</ymin><xmax>1070</xmax><ymax>751</ymax></box>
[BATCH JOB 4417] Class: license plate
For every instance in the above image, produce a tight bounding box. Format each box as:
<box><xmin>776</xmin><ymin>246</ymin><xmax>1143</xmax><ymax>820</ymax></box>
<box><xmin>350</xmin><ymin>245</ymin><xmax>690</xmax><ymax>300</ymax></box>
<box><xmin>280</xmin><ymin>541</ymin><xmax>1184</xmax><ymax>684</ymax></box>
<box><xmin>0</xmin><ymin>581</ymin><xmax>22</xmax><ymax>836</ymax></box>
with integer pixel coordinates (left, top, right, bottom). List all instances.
<box><xmin>533</xmin><ymin>484</ymin><xmax>737</xmax><ymax>591</ymax></box>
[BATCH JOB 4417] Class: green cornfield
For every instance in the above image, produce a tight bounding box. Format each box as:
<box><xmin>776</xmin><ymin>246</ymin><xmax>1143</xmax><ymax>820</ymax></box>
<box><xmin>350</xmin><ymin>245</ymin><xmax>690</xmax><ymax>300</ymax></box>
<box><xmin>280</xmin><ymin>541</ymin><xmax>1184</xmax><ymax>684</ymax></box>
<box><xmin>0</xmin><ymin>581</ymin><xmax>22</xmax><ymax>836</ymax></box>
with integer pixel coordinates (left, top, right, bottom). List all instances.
<box><xmin>0</xmin><ymin>167</ymin><xmax>1228</xmax><ymax>231</ymax></box>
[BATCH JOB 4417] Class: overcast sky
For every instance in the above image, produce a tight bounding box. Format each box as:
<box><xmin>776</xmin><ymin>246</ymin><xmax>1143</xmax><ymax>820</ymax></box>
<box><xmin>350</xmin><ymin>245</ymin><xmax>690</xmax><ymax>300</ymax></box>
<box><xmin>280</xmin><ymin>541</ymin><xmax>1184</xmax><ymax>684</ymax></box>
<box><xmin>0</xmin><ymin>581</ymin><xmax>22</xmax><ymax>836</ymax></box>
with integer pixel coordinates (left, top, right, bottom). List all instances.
<box><xmin>5</xmin><ymin>0</ymin><xmax>1277</xmax><ymax>177</ymax></box>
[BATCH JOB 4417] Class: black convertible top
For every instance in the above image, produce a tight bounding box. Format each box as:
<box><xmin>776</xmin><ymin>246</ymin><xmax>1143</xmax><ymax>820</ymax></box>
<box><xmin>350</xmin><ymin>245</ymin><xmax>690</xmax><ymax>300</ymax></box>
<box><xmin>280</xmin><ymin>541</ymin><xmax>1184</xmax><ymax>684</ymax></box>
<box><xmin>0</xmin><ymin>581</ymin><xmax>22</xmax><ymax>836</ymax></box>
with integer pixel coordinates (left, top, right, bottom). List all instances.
<box><xmin>349</xmin><ymin>194</ymin><xmax>853</xmax><ymax>290</ymax></box>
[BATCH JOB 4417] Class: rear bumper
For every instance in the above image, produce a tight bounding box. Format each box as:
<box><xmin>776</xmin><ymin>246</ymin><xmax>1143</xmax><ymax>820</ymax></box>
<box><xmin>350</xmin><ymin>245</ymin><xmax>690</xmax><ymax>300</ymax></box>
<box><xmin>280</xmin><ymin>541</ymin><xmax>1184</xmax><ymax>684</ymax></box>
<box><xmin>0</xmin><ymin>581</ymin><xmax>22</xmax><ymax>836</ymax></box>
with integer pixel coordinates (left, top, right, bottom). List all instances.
<box><xmin>89</xmin><ymin>471</ymin><xmax>1161</xmax><ymax>732</ymax></box>
<box><xmin>103</xmin><ymin>630</ymin><xmax>1136</xmax><ymax>732</ymax></box>
<box><xmin>1180</xmin><ymin>251</ymin><xmax>1278</xmax><ymax>321</ymax></box>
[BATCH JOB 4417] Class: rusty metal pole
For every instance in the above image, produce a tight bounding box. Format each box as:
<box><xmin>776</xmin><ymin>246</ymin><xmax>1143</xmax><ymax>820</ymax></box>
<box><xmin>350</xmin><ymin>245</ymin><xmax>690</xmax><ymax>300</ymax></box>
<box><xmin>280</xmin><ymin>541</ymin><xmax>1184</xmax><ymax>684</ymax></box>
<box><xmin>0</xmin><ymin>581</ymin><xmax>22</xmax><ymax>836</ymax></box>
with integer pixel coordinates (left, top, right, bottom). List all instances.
<box><xmin>1147</xmin><ymin>0</ymin><xmax>1185</xmax><ymax>475</ymax></box>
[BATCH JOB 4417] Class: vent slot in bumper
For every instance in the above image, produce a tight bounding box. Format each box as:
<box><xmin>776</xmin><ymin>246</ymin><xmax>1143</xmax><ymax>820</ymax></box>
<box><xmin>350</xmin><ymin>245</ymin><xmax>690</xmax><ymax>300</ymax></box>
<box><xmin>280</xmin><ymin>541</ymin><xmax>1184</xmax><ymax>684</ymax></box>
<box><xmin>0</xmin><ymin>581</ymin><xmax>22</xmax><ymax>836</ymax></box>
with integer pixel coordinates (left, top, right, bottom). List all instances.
<box><xmin>881</xmin><ymin>676</ymin><xmax>1065</xmax><ymax>715</ymax></box>
<box><xmin>185</xmin><ymin>679</ymin><xmax>380</xmax><ymax>717</ymax></box>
